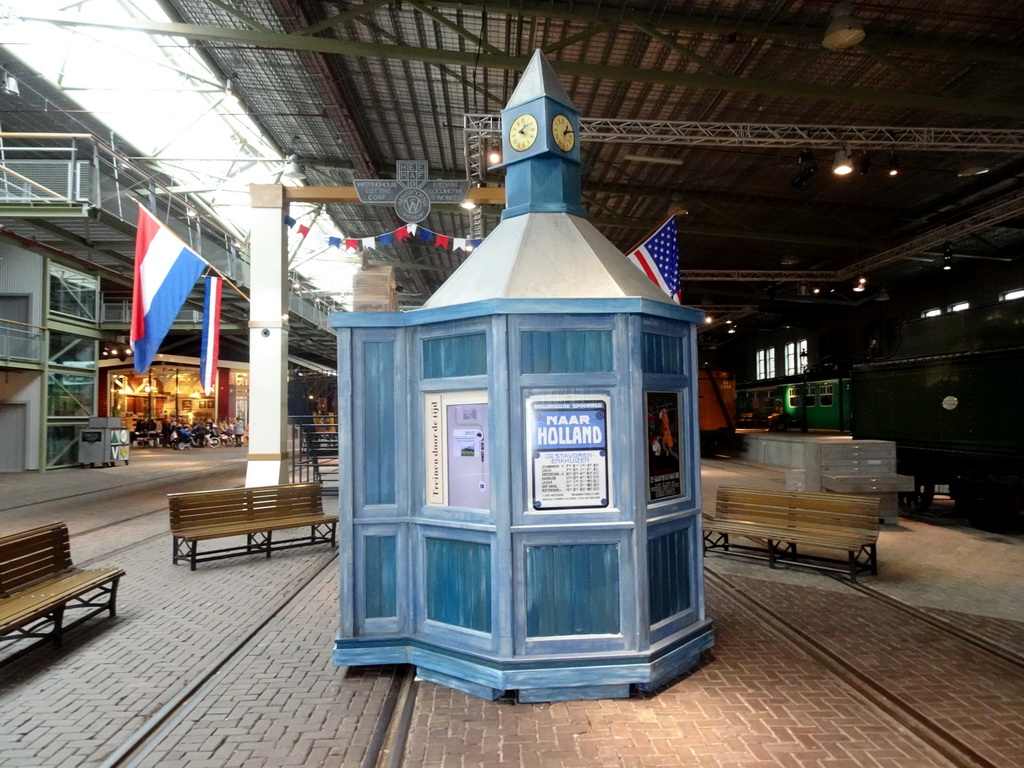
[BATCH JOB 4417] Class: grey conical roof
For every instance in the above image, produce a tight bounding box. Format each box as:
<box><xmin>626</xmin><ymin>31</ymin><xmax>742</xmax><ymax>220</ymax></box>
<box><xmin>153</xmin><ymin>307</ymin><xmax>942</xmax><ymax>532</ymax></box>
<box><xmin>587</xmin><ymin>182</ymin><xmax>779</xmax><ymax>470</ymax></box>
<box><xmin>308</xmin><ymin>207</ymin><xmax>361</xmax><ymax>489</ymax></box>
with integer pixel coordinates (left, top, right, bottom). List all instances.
<box><xmin>423</xmin><ymin>213</ymin><xmax>676</xmax><ymax>308</ymax></box>
<box><xmin>506</xmin><ymin>49</ymin><xmax>573</xmax><ymax>109</ymax></box>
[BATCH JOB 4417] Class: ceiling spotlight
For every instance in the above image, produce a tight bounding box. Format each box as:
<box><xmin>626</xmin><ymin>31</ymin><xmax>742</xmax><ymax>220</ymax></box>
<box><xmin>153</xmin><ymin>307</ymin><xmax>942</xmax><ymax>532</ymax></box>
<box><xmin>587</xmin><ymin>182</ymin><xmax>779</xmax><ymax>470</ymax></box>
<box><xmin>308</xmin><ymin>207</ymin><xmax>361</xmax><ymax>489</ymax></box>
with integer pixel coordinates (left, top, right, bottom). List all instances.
<box><xmin>282</xmin><ymin>154</ymin><xmax>305</xmax><ymax>180</ymax></box>
<box><xmin>487</xmin><ymin>146</ymin><xmax>502</xmax><ymax>165</ymax></box>
<box><xmin>854</xmin><ymin>151</ymin><xmax>871</xmax><ymax>175</ymax></box>
<box><xmin>797</xmin><ymin>283</ymin><xmax>810</xmax><ymax>297</ymax></box>
<box><xmin>832</xmin><ymin>147</ymin><xmax>853</xmax><ymax>175</ymax></box>
<box><xmin>1</xmin><ymin>72</ymin><xmax>18</xmax><ymax>97</ymax></box>
<box><xmin>704</xmin><ymin>315</ymin><xmax>713</xmax><ymax>324</ymax></box>
<box><xmin>822</xmin><ymin>1</ymin><xmax>865</xmax><ymax>51</ymax></box>
<box><xmin>853</xmin><ymin>276</ymin><xmax>867</xmax><ymax>292</ymax></box>
<box><xmin>727</xmin><ymin>326</ymin><xmax>736</xmax><ymax>334</ymax></box>
<box><xmin>887</xmin><ymin>152</ymin><xmax>900</xmax><ymax>176</ymax></box>
<box><xmin>460</xmin><ymin>200</ymin><xmax>477</xmax><ymax>210</ymax></box>
<box><xmin>957</xmin><ymin>163</ymin><xmax>989</xmax><ymax>177</ymax></box>
<box><xmin>812</xmin><ymin>286</ymin><xmax>821</xmax><ymax>294</ymax></box>
<box><xmin>943</xmin><ymin>242</ymin><xmax>953</xmax><ymax>270</ymax></box>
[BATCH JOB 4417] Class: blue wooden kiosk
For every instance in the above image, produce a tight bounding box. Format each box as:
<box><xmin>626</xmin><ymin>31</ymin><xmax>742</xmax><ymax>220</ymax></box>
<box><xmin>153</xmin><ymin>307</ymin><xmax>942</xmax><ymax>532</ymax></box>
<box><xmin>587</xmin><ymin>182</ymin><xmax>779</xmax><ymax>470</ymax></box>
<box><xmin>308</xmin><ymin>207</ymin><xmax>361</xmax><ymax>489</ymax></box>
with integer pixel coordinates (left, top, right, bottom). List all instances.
<box><xmin>332</xmin><ymin>51</ymin><xmax>714</xmax><ymax>702</ymax></box>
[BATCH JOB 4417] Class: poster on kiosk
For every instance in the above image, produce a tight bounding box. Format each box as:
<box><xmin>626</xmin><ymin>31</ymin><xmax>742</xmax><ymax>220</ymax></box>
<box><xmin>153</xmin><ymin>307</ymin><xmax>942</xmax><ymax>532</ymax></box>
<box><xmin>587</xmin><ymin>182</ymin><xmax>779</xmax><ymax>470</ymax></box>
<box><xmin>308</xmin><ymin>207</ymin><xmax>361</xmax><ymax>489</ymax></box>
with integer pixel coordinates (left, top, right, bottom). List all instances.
<box><xmin>527</xmin><ymin>395</ymin><xmax>610</xmax><ymax>511</ymax></box>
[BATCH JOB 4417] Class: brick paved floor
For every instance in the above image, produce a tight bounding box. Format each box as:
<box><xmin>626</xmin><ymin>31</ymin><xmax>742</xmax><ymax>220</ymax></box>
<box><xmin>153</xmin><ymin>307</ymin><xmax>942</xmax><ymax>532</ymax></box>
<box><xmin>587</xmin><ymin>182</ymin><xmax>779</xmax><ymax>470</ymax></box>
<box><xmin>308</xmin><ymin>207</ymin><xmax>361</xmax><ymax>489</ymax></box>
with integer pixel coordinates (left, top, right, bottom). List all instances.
<box><xmin>132</xmin><ymin>568</ymin><xmax>392</xmax><ymax>768</ymax></box>
<box><xmin>403</xmin><ymin>571</ymin><xmax>991</xmax><ymax>768</ymax></box>
<box><xmin>2</xmin><ymin>451</ymin><xmax>1022</xmax><ymax>767</ymax></box>
<box><xmin>0</xmin><ymin>505</ymin><xmax>338</xmax><ymax>766</ymax></box>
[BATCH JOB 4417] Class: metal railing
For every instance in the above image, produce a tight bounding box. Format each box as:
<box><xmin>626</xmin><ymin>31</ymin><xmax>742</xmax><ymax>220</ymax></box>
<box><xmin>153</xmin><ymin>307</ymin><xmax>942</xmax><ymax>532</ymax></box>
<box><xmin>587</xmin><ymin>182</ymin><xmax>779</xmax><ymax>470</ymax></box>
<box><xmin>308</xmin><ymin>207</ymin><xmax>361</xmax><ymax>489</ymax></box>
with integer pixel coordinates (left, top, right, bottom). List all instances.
<box><xmin>289</xmin><ymin>415</ymin><xmax>339</xmax><ymax>495</ymax></box>
<box><xmin>0</xmin><ymin>318</ymin><xmax>43</xmax><ymax>363</ymax></box>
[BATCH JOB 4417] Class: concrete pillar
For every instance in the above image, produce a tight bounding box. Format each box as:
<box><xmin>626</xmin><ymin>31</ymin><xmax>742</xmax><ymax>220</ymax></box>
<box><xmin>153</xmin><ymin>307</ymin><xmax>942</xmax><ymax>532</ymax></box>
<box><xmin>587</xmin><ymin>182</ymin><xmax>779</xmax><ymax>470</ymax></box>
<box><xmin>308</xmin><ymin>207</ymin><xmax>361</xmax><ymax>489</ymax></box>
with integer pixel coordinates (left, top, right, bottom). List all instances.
<box><xmin>245</xmin><ymin>184</ymin><xmax>289</xmax><ymax>486</ymax></box>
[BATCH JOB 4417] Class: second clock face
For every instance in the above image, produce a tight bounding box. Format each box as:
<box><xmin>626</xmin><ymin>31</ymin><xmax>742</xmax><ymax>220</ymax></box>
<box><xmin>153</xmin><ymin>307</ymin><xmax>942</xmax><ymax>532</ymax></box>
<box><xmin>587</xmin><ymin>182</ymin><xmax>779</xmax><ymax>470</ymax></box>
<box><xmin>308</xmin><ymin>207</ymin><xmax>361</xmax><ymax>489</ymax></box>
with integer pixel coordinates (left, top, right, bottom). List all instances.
<box><xmin>551</xmin><ymin>114</ymin><xmax>576</xmax><ymax>151</ymax></box>
<box><xmin>509</xmin><ymin>114</ymin><xmax>539</xmax><ymax>151</ymax></box>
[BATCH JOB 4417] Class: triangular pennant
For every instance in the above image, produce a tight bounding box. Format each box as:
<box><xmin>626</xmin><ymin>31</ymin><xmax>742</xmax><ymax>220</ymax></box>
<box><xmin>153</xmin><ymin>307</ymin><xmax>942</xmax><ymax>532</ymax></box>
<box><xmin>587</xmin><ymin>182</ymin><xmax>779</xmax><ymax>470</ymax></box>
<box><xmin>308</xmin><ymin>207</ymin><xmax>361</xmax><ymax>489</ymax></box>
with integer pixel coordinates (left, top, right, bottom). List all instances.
<box><xmin>328</xmin><ymin>236</ymin><xmax>342</xmax><ymax>248</ymax></box>
<box><xmin>407</xmin><ymin>223</ymin><xmax>418</xmax><ymax>236</ymax></box>
<box><xmin>284</xmin><ymin>215</ymin><xmax>296</xmax><ymax>228</ymax></box>
<box><xmin>418</xmin><ymin>228</ymin><xmax>434</xmax><ymax>242</ymax></box>
<box><xmin>435</xmin><ymin>235</ymin><xmax>450</xmax><ymax>249</ymax></box>
<box><xmin>454</xmin><ymin>238</ymin><xmax>467</xmax><ymax>251</ymax></box>
<box><xmin>297</xmin><ymin>224</ymin><xmax>310</xmax><ymax>238</ymax></box>
<box><xmin>394</xmin><ymin>226</ymin><xmax>410</xmax><ymax>241</ymax></box>
<box><xmin>379</xmin><ymin>233</ymin><xmax>394</xmax><ymax>246</ymax></box>
<box><xmin>345</xmin><ymin>238</ymin><xmax>359</xmax><ymax>252</ymax></box>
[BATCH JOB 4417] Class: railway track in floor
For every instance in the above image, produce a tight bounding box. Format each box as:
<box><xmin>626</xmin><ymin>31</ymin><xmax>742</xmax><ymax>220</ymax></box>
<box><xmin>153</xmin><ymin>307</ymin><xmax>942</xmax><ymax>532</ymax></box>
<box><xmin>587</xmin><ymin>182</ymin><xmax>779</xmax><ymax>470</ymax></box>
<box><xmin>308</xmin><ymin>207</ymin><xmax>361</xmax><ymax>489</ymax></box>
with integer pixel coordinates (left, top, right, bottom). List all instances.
<box><xmin>705</xmin><ymin>568</ymin><xmax>1021</xmax><ymax>768</ymax></box>
<box><xmin>91</xmin><ymin>549</ymin><xmax>414</xmax><ymax>768</ymax></box>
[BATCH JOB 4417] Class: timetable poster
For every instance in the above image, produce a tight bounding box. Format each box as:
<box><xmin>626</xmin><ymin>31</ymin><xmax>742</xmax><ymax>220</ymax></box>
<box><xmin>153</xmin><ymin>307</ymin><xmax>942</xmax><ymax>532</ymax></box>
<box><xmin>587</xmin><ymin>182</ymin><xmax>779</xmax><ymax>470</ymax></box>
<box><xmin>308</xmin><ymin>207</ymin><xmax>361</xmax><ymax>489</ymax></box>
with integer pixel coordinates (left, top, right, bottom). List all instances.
<box><xmin>528</xmin><ymin>396</ymin><xmax>609</xmax><ymax>510</ymax></box>
<box><xmin>646</xmin><ymin>391</ymin><xmax>682</xmax><ymax>500</ymax></box>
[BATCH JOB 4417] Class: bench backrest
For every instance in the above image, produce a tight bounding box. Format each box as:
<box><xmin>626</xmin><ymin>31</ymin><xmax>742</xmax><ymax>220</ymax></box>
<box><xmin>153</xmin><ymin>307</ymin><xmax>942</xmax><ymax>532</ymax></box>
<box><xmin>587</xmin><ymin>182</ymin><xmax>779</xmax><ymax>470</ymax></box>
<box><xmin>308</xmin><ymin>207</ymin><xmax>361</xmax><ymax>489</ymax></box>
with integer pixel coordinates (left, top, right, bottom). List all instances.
<box><xmin>168</xmin><ymin>483</ymin><xmax>324</xmax><ymax>534</ymax></box>
<box><xmin>715</xmin><ymin>486</ymin><xmax>880</xmax><ymax>542</ymax></box>
<box><xmin>0</xmin><ymin>523</ymin><xmax>73</xmax><ymax>596</ymax></box>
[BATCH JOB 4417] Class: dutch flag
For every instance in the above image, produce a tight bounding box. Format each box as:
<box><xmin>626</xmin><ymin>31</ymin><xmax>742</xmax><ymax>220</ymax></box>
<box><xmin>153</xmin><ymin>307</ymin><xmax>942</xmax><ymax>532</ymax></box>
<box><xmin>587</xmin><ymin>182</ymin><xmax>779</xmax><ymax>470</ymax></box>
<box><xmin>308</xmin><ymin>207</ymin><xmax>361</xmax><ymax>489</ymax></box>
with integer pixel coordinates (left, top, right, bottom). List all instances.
<box><xmin>199</xmin><ymin>276</ymin><xmax>222</xmax><ymax>394</ymax></box>
<box><xmin>131</xmin><ymin>205</ymin><xmax>207</xmax><ymax>374</ymax></box>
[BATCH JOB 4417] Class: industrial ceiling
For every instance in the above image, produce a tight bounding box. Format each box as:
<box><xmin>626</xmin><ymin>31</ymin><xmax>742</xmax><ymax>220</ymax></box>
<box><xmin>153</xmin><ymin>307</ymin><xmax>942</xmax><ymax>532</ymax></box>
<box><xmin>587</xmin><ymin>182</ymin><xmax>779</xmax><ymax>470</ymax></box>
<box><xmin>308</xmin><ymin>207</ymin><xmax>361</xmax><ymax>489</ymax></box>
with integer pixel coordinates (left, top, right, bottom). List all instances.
<box><xmin>2</xmin><ymin>1</ymin><xmax>1024</xmax><ymax>359</ymax></box>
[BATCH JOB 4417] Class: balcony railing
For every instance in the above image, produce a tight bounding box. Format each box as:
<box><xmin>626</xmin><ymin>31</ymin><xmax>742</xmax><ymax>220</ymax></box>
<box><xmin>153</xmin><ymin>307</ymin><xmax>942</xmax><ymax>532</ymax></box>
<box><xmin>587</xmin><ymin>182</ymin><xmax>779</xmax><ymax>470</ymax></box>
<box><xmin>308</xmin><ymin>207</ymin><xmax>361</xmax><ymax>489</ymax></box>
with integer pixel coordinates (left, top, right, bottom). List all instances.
<box><xmin>4</xmin><ymin>134</ymin><xmax>343</xmax><ymax>338</ymax></box>
<box><xmin>0</xmin><ymin>318</ymin><xmax>43</xmax><ymax>364</ymax></box>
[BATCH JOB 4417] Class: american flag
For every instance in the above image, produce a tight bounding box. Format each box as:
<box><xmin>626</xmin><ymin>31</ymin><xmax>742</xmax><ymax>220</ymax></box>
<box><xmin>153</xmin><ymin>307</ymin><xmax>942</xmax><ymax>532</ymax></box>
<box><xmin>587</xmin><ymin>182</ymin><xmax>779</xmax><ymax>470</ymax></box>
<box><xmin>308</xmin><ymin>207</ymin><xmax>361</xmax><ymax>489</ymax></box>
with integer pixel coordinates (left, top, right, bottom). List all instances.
<box><xmin>626</xmin><ymin>216</ymin><xmax>680</xmax><ymax>303</ymax></box>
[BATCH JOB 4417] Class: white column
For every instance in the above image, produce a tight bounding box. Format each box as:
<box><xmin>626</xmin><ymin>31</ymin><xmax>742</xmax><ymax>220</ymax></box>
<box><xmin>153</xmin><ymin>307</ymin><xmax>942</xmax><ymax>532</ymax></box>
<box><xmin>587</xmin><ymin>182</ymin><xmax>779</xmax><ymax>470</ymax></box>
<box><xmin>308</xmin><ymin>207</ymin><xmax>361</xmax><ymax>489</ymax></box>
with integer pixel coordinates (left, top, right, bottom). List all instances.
<box><xmin>245</xmin><ymin>184</ymin><xmax>289</xmax><ymax>486</ymax></box>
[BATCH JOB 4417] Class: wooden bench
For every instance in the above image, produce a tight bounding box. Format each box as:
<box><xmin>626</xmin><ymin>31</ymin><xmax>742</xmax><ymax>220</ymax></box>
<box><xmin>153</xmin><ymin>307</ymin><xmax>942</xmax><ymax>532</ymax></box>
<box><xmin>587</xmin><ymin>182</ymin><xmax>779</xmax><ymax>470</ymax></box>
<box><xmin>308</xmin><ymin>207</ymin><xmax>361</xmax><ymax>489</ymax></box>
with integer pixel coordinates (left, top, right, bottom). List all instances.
<box><xmin>703</xmin><ymin>486</ymin><xmax>880</xmax><ymax>580</ymax></box>
<box><xmin>1</xmin><ymin>523</ymin><xmax>124</xmax><ymax>649</ymax></box>
<box><xmin>168</xmin><ymin>483</ymin><xmax>338</xmax><ymax>570</ymax></box>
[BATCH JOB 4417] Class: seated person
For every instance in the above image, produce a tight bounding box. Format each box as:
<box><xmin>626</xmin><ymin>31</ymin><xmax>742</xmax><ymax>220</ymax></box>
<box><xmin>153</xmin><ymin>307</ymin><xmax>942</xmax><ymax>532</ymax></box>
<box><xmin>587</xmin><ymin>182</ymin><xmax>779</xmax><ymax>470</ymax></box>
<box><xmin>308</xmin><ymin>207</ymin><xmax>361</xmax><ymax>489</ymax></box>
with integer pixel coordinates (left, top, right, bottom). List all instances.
<box><xmin>765</xmin><ymin>402</ymin><xmax>791</xmax><ymax>431</ymax></box>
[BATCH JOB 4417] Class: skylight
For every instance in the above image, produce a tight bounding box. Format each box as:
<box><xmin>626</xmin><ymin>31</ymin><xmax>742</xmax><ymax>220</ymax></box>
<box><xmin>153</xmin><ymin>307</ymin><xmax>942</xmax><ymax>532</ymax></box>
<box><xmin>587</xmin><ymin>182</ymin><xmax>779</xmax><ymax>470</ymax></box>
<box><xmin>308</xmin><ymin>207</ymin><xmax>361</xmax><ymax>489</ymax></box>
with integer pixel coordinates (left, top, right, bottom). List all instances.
<box><xmin>3</xmin><ymin>0</ymin><xmax>354</xmax><ymax>300</ymax></box>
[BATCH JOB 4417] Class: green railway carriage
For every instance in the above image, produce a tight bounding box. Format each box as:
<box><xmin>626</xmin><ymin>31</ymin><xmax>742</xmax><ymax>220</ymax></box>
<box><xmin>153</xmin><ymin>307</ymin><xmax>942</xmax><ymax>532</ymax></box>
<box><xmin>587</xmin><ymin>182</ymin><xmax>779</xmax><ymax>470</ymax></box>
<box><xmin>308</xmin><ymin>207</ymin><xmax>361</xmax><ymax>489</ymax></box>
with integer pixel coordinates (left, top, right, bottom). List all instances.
<box><xmin>736</xmin><ymin>375</ymin><xmax>852</xmax><ymax>432</ymax></box>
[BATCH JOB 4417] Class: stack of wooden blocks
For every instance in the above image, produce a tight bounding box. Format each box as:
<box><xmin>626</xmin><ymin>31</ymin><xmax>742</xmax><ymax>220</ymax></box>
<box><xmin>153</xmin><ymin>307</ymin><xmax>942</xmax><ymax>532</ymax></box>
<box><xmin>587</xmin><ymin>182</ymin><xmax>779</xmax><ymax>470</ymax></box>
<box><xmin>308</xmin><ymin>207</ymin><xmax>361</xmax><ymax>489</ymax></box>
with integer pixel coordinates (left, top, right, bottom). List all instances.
<box><xmin>786</xmin><ymin>440</ymin><xmax>913</xmax><ymax>525</ymax></box>
<box><xmin>352</xmin><ymin>266</ymin><xmax>397</xmax><ymax>312</ymax></box>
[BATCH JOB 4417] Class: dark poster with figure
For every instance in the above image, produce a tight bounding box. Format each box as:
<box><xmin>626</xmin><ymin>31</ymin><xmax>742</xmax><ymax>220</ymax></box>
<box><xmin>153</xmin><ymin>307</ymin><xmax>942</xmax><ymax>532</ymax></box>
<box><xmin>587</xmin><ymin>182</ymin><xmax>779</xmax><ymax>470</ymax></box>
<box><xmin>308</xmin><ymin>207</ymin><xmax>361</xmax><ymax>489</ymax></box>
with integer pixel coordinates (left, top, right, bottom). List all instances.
<box><xmin>646</xmin><ymin>392</ymin><xmax>682</xmax><ymax>499</ymax></box>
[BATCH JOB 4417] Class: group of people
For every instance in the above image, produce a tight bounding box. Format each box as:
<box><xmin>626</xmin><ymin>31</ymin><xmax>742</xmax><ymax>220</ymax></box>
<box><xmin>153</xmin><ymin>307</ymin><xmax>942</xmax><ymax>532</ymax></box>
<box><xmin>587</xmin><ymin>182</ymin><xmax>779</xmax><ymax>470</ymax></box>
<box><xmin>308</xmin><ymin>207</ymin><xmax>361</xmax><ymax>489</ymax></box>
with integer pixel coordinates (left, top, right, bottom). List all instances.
<box><xmin>132</xmin><ymin>416</ymin><xmax>246</xmax><ymax>448</ymax></box>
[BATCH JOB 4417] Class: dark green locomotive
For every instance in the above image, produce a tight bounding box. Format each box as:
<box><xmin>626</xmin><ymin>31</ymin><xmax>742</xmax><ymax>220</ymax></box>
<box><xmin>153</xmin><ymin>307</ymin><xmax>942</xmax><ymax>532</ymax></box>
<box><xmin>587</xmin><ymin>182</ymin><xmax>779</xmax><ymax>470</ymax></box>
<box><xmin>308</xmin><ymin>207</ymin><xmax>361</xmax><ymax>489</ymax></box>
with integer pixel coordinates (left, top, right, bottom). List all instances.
<box><xmin>851</xmin><ymin>301</ymin><xmax>1024</xmax><ymax>529</ymax></box>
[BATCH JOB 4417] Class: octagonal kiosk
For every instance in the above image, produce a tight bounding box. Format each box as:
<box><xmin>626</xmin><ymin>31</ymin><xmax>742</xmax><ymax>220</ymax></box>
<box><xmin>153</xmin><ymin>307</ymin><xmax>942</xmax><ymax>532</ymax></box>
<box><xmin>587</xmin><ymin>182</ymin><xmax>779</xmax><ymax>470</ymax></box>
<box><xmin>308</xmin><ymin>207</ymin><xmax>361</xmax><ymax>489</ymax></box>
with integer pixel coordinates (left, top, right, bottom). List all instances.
<box><xmin>332</xmin><ymin>51</ymin><xmax>714</xmax><ymax>702</ymax></box>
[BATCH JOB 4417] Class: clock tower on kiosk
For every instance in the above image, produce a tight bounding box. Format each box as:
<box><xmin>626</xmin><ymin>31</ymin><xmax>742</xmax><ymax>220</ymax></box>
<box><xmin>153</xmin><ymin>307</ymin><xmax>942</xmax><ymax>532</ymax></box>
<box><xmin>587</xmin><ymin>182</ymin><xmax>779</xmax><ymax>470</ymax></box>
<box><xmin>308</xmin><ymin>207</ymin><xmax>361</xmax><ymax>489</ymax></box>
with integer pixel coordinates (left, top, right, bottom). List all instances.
<box><xmin>499</xmin><ymin>51</ymin><xmax>586</xmax><ymax>219</ymax></box>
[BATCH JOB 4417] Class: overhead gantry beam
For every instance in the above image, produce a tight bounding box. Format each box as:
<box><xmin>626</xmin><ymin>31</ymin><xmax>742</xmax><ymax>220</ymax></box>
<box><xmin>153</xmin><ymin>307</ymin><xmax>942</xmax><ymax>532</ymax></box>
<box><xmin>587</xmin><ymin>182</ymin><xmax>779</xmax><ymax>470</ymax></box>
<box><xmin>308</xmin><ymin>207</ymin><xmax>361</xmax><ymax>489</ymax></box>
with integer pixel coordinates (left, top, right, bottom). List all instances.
<box><xmin>465</xmin><ymin>114</ymin><xmax>1024</xmax><ymax>152</ymax></box>
<box><xmin>20</xmin><ymin>13</ymin><xmax>1024</xmax><ymax>120</ymax></box>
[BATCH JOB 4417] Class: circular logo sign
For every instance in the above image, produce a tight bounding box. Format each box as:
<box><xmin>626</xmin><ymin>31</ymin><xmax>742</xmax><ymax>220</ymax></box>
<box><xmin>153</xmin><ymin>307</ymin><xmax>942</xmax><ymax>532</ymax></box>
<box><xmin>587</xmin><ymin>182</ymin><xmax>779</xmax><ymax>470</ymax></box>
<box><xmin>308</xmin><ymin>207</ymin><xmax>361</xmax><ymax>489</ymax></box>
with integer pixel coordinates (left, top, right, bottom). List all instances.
<box><xmin>395</xmin><ymin>187</ymin><xmax>431</xmax><ymax>223</ymax></box>
<box><xmin>941</xmin><ymin>395</ymin><xmax>959</xmax><ymax>410</ymax></box>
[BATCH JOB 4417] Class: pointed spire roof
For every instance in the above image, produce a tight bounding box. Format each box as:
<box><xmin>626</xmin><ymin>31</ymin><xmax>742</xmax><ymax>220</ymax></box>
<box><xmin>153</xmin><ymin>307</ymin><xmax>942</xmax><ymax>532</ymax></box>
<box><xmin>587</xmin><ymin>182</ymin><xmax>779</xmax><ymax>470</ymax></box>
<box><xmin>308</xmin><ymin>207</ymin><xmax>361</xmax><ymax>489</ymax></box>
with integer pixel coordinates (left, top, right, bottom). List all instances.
<box><xmin>423</xmin><ymin>214</ymin><xmax>676</xmax><ymax>308</ymax></box>
<box><xmin>506</xmin><ymin>49</ymin><xmax>573</xmax><ymax>109</ymax></box>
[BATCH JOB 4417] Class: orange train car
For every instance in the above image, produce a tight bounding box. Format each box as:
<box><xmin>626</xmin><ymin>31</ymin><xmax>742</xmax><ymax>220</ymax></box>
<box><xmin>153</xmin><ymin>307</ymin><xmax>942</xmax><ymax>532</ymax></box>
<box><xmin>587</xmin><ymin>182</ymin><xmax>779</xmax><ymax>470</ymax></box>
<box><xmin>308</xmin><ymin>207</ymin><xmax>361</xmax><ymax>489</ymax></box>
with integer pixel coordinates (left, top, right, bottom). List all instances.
<box><xmin>697</xmin><ymin>368</ymin><xmax>736</xmax><ymax>456</ymax></box>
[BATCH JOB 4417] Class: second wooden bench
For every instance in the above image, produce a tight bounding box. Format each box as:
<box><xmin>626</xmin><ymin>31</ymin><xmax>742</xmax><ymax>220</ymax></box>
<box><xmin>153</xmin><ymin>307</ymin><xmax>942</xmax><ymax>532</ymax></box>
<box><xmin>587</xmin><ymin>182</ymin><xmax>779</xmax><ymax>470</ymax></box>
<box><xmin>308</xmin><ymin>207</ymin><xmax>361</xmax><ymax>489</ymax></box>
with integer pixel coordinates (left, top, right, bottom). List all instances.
<box><xmin>168</xmin><ymin>483</ymin><xmax>338</xmax><ymax>570</ymax></box>
<box><xmin>1</xmin><ymin>522</ymin><xmax>124</xmax><ymax>649</ymax></box>
<box><xmin>703</xmin><ymin>486</ymin><xmax>880</xmax><ymax>580</ymax></box>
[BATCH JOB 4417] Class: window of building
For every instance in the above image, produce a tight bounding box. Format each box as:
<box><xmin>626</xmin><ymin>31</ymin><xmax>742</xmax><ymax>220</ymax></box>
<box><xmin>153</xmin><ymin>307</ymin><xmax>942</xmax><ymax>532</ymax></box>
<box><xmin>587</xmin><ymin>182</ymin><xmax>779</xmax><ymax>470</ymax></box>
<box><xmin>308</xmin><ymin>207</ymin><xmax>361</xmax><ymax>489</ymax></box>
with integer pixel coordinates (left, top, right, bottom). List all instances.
<box><xmin>49</xmin><ymin>332</ymin><xmax>96</xmax><ymax>369</ymax></box>
<box><xmin>819</xmin><ymin>383</ymin><xmax>834</xmax><ymax>407</ymax></box>
<box><xmin>949</xmin><ymin>301</ymin><xmax>970</xmax><ymax>312</ymax></box>
<box><xmin>784</xmin><ymin>340</ymin><xmax>807</xmax><ymax>376</ymax></box>
<box><xmin>49</xmin><ymin>265</ymin><xmax>98</xmax><ymax>322</ymax></box>
<box><xmin>47</xmin><ymin>372</ymin><xmax>95</xmax><ymax>418</ymax></box>
<box><xmin>921</xmin><ymin>308</ymin><xmax>942</xmax><ymax>318</ymax></box>
<box><xmin>1001</xmin><ymin>288</ymin><xmax>1024</xmax><ymax>302</ymax></box>
<box><xmin>755</xmin><ymin>347</ymin><xmax>775</xmax><ymax>380</ymax></box>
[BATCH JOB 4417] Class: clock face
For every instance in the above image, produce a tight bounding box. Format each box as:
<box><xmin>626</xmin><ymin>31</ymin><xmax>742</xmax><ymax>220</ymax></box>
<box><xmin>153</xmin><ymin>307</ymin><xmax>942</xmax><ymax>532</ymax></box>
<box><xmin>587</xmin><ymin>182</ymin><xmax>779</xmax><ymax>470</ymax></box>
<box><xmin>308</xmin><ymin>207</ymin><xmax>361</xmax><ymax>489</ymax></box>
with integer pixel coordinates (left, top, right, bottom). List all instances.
<box><xmin>551</xmin><ymin>114</ymin><xmax>575</xmax><ymax>152</ymax></box>
<box><xmin>508</xmin><ymin>114</ymin><xmax>539</xmax><ymax>152</ymax></box>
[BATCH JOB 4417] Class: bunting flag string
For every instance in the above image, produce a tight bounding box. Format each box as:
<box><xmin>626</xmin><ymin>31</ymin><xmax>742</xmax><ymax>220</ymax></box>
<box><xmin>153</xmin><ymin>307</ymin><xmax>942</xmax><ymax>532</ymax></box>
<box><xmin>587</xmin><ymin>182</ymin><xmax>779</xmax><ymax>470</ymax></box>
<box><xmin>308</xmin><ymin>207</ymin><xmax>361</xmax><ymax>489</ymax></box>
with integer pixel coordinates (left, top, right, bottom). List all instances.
<box><xmin>285</xmin><ymin>217</ymin><xmax>482</xmax><ymax>254</ymax></box>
